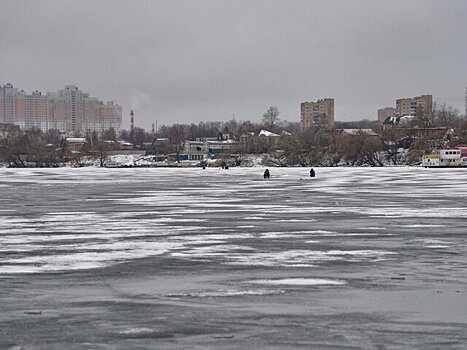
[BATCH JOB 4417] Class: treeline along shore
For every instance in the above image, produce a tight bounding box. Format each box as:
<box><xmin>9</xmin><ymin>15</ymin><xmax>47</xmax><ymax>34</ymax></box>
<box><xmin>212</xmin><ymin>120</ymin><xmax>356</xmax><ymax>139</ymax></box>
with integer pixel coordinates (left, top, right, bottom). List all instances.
<box><xmin>1</xmin><ymin>108</ymin><xmax>466</xmax><ymax>168</ymax></box>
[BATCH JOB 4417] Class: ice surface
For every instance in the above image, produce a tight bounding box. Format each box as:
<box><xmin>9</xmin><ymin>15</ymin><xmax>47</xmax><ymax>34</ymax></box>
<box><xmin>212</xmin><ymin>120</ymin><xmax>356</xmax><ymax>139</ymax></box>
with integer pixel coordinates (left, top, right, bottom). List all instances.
<box><xmin>1</xmin><ymin>167</ymin><xmax>467</xmax><ymax>348</ymax></box>
<box><xmin>247</xmin><ymin>278</ymin><xmax>347</xmax><ymax>286</ymax></box>
<box><xmin>0</xmin><ymin>167</ymin><xmax>465</xmax><ymax>274</ymax></box>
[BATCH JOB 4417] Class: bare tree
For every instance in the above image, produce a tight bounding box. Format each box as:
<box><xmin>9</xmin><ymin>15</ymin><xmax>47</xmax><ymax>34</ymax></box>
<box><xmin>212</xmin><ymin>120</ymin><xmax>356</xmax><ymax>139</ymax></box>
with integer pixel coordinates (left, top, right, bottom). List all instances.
<box><xmin>381</xmin><ymin>127</ymin><xmax>406</xmax><ymax>165</ymax></box>
<box><xmin>262</xmin><ymin>106</ymin><xmax>280</xmax><ymax>127</ymax></box>
<box><xmin>1</xmin><ymin>129</ymin><xmax>28</xmax><ymax>167</ymax></box>
<box><xmin>411</xmin><ymin>105</ymin><xmax>432</xmax><ymax>128</ymax></box>
<box><xmin>101</xmin><ymin>127</ymin><xmax>117</xmax><ymax>141</ymax></box>
<box><xmin>433</xmin><ymin>102</ymin><xmax>460</xmax><ymax>128</ymax></box>
<box><xmin>262</xmin><ymin>150</ymin><xmax>288</xmax><ymax>167</ymax></box>
<box><xmin>337</xmin><ymin>131</ymin><xmax>383</xmax><ymax>166</ymax></box>
<box><xmin>91</xmin><ymin>140</ymin><xmax>112</xmax><ymax>167</ymax></box>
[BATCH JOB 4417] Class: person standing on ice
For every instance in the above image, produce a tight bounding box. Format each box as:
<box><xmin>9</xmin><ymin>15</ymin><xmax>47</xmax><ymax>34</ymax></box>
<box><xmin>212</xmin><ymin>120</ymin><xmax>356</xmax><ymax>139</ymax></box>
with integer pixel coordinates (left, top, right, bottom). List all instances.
<box><xmin>310</xmin><ymin>168</ymin><xmax>315</xmax><ymax>177</ymax></box>
<box><xmin>264</xmin><ymin>169</ymin><xmax>270</xmax><ymax>179</ymax></box>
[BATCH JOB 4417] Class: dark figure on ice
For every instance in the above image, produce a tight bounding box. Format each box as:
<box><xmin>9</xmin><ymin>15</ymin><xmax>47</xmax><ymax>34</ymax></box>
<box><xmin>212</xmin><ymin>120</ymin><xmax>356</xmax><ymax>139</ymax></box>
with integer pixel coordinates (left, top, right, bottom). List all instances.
<box><xmin>264</xmin><ymin>169</ymin><xmax>270</xmax><ymax>179</ymax></box>
<box><xmin>310</xmin><ymin>168</ymin><xmax>315</xmax><ymax>177</ymax></box>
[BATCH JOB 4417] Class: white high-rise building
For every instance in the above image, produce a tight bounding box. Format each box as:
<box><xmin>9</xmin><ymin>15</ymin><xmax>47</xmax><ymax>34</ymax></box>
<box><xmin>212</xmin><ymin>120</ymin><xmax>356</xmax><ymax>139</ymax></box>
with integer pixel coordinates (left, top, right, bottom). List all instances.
<box><xmin>0</xmin><ymin>83</ymin><xmax>18</xmax><ymax>125</ymax></box>
<box><xmin>47</xmin><ymin>85</ymin><xmax>122</xmax><ymax>135</ymax></box>
<box><xmin>1</xmin><ymin>83</ymin><xmax>122</xmax><ymax>135</ymax></box>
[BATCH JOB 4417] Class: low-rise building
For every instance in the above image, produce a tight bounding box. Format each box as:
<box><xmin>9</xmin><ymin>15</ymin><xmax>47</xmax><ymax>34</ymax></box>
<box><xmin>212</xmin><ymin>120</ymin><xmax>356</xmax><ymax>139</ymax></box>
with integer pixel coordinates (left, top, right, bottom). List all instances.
<box><xmin>206</xmin><ymin>139</ymin><xmax>238</xmax><ymax>155</ymax></box>
<box><xmin>183</xmin><ymin>136</ymin><xmax>239</xmax><ymax>160</ymax></box>
<box><xmin>184</xmin><ymin>140</ymin><xmax>205</xmax><ymax>160</ymax></box>
<box><xmin>64</xmin><ymin>137</ymin><xmax>87</xmax><ymax>152</ymax></box>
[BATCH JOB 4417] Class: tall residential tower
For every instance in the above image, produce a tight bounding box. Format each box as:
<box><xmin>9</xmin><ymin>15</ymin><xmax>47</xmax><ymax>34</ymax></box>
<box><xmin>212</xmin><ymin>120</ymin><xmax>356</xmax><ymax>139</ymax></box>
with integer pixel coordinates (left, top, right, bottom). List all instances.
<box><xmin>0</xmin><ymin>83</ymin><xmax>122</xmax><ymax>135</ymax></box>
<box><xmin>300</xmin><ymin>98</ymin><xmax>334</xmax><ymax>129</ymax></box>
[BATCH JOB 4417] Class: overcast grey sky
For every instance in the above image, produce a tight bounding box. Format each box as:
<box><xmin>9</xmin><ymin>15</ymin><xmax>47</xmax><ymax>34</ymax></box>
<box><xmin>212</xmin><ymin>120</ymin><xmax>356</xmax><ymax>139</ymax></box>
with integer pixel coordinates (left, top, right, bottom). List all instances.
<box><xmin>1</xmin><ymin>0</ymin><xmax>466</xmax><ymax>130</ymax></box>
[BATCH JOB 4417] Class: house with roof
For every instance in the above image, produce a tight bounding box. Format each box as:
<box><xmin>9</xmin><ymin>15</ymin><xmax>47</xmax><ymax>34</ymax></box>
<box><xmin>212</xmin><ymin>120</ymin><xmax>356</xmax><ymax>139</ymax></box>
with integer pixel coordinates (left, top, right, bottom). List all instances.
<box><xmin>258</xmin><ymin>129</ymin><xmax>280</xmax><ymax>137</ymax></box>
<box><xmin>64</xmin><ymin>137</ymin><xmax>87</xmax><ymax>152</ymax></box>
<box><xmin>183</xmin><ymin>134</ymin><xmax>239</xmax><ymax>161</ymax></box>
<box><xmin>382</xmin><ymin>115</ymin><xmax>448</xmax><ymax>146</ymax></box>
<box><xmin>382</xmin><ymin>115</ymin><xmax>415</xmax><ymax>129</ymax></box>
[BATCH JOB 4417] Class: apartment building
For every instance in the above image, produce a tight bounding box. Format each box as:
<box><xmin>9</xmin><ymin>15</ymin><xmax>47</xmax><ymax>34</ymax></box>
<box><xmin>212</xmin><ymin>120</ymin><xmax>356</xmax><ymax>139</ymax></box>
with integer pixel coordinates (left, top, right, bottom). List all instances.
<box><xmin>0</xmin><ymin>84</ymin><xmax>49</xmax><ymax>131</ymax></box>
<box><xmin>0</xmin><ymin>83</ymin><xmax>121</xmax><ymax>135</ymax></box>
<box><xmin>47</xmin><ymin>85</ymin><xmax>121</xmax><ymax>135</ymax></box>
<box><xmin>0</xmin><ymin>83</ymin><xmax>17</xmax><ymax>125</ymax></box>
<box><xmin>396</xmin><ymin>94</ymin><xmax>432</xmax><ymax>118</ymax></box>
<box><xmin>300</xmin><ymin>98</ymin><xmax>334</xmax><ymax>129</ymax></box>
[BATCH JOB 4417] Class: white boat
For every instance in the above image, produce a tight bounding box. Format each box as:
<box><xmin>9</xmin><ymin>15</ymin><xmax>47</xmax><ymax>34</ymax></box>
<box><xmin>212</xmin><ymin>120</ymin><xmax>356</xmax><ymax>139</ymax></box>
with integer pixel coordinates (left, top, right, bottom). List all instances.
<box><xmin>422</xmin><ymin>147</ymin><xmax>467</xmax><ymax>168</ymax></box>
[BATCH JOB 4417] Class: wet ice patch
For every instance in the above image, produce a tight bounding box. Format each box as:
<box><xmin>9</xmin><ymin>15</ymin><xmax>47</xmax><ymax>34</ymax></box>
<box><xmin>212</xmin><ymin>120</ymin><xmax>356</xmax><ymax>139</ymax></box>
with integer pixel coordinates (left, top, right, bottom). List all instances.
<box><xmin>400</xmin><ymin>224</ymin><xmax>444</xmax><ymax>228</ymax></box>
<box><xmin>221</xmin><ymin>249</ymin><xmax>396</xmax><ymax>267</ymax></box>
<box><xmin>119</xmin><ymin>328</ymin><xmax>154</xmax><ymax>335</ymax></box>
<box><xmin>258</xmin><ymin>231</ymin><xmax>306</xmax><ymax>238</ymax></box>
<box><xmin>274</xmin><ymin>219</ymin><xmax>317</xmax><ymax>222</ymax></box>
<box><xmin>247</xmin><ymin>278</ymin><xmax>346</xmax><ymax>286</ymax></box>
<box><xmin>167</xmin><ymin>289</ymin><xmax>284</xmax><ymax>298</ymax></box>
<box><xmin>357</xmin><ymin>226</ymin><xmax>387</xmax><ymax>230</ymax></box>
<box><xmin>414</xmin><ymin>238</ymin><xmax>453</xmax><ymax>249</ymax></box>
<box><xmin>171</xmin><ymin>244</ymin><xmax>254</xmax><ymax>258</ymax></box>
<box><xmin>307</xmin><ymin>230</ymin><xmax>337</xmax><ymax>235</ymax></box>
<box><xmin>171</xmin><ymin>233</ymin><xmax>253</xmax><ymax>245</ymax></box>
<box><xmin>0</xmin><ymin>241</ymin><xmax>180</xmax><ymax>274</ymax></box>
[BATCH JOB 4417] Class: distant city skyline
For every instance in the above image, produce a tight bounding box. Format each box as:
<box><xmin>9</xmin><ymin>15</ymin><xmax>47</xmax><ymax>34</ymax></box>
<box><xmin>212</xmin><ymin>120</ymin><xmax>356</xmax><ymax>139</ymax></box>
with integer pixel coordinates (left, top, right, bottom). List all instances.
<box><xmin>1</xmin><ymin>0</ymin><xmax>466</xmax><ymax>130</ymax></box>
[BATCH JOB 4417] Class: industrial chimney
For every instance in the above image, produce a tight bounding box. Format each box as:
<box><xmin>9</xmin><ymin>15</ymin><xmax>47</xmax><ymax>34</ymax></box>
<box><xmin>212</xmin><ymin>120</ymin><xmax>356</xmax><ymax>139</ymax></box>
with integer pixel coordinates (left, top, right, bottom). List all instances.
<box><xmin>130</xmin><ymin>110</ymin><xmax>134</xmax><ymax>134</ymax></box>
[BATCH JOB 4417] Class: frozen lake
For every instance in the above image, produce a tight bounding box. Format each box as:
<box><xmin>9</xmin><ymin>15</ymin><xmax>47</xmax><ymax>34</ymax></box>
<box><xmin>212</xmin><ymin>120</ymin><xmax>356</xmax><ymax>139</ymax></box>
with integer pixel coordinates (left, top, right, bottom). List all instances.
<box><xmin>0</xmin><ymin>167</ymin><xmax>466</xmax><ymax>349</ymax></box>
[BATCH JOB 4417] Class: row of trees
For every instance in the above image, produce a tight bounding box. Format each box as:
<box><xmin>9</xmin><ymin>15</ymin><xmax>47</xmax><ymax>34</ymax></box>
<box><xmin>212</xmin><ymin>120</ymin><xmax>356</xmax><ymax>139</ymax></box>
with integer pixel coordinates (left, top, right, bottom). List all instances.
<box><xmin>1</xmin><ymin>105</ymin><xmax>466</xmax><ymax>167</ymax></box>
<box><xmin>260</xmin><ymin>105</ymin><xmax>467</xmax><ymax>167</ymax></box>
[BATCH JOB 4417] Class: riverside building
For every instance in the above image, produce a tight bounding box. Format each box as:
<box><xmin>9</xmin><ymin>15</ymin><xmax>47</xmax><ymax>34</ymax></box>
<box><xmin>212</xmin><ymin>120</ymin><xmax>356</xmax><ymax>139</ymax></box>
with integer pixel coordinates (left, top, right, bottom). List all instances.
<box><xmin>300</xmin><ymin>98</ymin><xmax>334</xmax><ymax>129</ymax></box>
<box><xmin>396</xmin><ymin>94</ymin><xmax>432</xmax><ymax>118</ymax></box>
<box><xmin>0</xmin><ymin>83</ymin><xmax>122</xmax><ymax>135</ymax></box>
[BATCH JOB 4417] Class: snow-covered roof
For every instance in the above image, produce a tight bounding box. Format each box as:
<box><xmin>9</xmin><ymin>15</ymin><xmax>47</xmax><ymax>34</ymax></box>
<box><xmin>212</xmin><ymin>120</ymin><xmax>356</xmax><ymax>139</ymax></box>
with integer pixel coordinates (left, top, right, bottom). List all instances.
<box><xmin>259</xmin><ymin>130</ymin><xmax>280</xmax><ymax>137</ymax></box>
<box><xmin>118</xmin><ymin>140</ymin><xmax>133</xmax><ymax>146</ymax></box>
<box><xmin>206</xmin><ymin>139</ymin><xmax>238</xmax><ymax>144</ymax></box>
<box><xmin>384</xmin><ymin>115</ymin><xmax>415</xmax><ymax>125</ymax></box>
<box><xmin>341</xmin><ymin>129</ymin><xmax>379</xmax><ymax>136</ymax></box>
<box><xmin>66</xmin><ymin>137</ymin><xmax>87</xmax><ymax>143</ymax></box>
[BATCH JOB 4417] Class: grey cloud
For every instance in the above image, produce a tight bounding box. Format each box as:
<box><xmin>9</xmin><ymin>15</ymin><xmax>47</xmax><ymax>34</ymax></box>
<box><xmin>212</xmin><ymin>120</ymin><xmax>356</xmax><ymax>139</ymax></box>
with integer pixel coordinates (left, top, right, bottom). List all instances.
<box><xmin>1</xmin><ymin>0</ymin><xmax>466</xmax><ymax>129</ymax></box>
